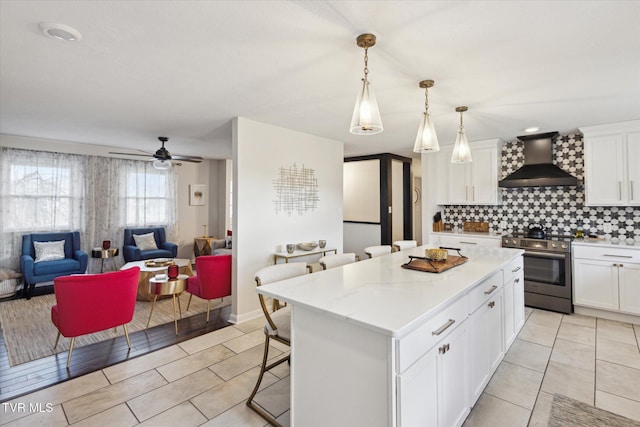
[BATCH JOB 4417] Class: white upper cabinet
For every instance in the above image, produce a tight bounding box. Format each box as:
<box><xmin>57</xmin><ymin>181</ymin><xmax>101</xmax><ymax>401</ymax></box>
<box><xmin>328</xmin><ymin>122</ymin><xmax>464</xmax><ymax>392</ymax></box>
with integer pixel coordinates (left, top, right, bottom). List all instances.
<box><xmin>436</xmin><ymin>138</ymin><xmax>502</xmax><ymax>205</ymax></box>
<box><xmin>581</xmin><ymin>120</ymin><xmax>640</xmax><ymax>206</ymax></box>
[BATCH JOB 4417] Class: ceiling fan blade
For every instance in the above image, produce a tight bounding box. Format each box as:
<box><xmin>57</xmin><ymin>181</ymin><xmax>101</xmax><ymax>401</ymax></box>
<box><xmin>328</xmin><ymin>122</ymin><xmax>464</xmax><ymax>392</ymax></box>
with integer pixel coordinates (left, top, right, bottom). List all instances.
<box><xmin>109</xmin><ymin>151</ymin><xmax>152</xmax><ymax>157</ymax></box>
<box><xmin>170</xmin><ymin>155</ymin><xmax>203</xmax><ymax>163</ymax></box>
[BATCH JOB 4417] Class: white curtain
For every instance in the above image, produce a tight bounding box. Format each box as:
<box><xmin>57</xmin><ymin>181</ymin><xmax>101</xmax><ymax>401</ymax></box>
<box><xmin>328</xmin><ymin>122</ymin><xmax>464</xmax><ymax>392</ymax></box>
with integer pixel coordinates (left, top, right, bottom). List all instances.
<box><xmin>1</xmin><ymin>147</ymin><xmax>178</xmax><ymax>271</ymax></box>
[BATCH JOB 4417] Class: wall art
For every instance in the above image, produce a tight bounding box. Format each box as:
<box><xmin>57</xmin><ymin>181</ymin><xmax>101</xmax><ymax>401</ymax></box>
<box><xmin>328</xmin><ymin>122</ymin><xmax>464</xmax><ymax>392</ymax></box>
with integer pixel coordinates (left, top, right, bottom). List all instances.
<box><xmin>273</xmin><ymin>163</ymin><xmax>319</xmax><ymax>215</ymax></box>
<box><xmin>189</xmin><ymin>184</ymin><xmax>206</xmax><ymax>206</ymax></box>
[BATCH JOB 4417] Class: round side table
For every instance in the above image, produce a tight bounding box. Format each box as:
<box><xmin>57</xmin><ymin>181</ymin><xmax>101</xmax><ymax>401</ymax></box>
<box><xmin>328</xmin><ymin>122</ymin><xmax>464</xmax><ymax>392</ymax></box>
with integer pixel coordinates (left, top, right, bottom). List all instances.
<box><xmin>91</xmin><ymin>248</ymin><xmax>119</xmax><ymax>273</ymax></box>
<box><xmin>147</xmin><ymin>274</ymin><xmax>189</xmax><ymax>335</ymax></box>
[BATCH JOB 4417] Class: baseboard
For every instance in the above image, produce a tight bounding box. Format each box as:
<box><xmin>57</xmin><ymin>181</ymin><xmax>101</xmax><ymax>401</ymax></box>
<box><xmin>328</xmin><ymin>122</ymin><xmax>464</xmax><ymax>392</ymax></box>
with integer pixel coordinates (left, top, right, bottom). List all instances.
<box><xmin>574</xmin><ymin>306</ymin><xmax>640</xmax><ymax>324</ymax></box>
<box><xmin>229</xmin><ymin>307</ymin><xmax>264</xmax><ymax>325</ymax></box>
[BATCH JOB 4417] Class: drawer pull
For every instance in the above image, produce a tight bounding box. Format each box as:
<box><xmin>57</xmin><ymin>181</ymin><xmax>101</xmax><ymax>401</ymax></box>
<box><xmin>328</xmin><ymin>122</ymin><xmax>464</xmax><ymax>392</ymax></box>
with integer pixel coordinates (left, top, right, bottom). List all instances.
<box><xmin>512</xmin><ymin>266</ymin><xmax>522</xmax><ymax>273</ymax></box>
<box><xmin>604</xmin><ymin>254</ymin><xmax>633</xmax><ymax>258</ymax></box>
<box><xmin>432</xmin><ymin>319</ymin><xmax>456</xmax><ymax>336</ymax></box>
<box><xmin>484</xmin><ymin>285</ymin><xmax>498</xmax><ymax>295</ymax></box>
<box><xmin>459</xmin><ymin>241</ymin><xmax>478</xmax><ymax>245</ymax></box>
<box><xmin>488</xmin><ymin>301</ymin><xmax>495</xmax><ymax>308</ymax></box>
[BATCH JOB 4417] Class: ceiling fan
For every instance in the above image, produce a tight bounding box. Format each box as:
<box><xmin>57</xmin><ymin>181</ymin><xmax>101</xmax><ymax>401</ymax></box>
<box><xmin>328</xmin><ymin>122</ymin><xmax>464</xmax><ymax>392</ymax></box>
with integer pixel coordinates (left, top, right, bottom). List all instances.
<box><xmin>109</xmin><ymin>136</ymin><xmax>203</xmax><ymax>169</ymax></box>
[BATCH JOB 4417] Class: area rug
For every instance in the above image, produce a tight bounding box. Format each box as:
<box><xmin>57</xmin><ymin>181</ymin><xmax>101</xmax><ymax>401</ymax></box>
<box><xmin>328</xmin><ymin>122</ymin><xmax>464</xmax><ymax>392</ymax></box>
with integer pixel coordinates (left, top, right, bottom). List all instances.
<box><xmin>0</xmin><ymin>293</ymin><xmax>231</xmax><ymax>366</ymax></box>
<box><xmin>549</xmin><ymin>394</ymin><xmax>640</xmax><ymax>427</ymax></box>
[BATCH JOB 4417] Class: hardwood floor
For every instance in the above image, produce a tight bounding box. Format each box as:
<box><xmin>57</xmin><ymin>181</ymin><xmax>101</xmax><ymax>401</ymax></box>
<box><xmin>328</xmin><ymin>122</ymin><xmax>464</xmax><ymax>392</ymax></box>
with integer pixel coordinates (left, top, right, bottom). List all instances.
<box><xmin>0</xmin><ymin>291</ymin><xmax>232</xmax><ymax>403</ymax></box>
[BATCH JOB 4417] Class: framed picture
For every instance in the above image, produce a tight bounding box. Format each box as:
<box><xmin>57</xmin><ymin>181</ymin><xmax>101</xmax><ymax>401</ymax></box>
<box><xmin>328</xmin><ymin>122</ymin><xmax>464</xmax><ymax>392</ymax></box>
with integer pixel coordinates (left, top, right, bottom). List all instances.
<box><xmin>189</xmin><ymin>184</ymin><xmax>206</xmax><ymax>206</ymax></box>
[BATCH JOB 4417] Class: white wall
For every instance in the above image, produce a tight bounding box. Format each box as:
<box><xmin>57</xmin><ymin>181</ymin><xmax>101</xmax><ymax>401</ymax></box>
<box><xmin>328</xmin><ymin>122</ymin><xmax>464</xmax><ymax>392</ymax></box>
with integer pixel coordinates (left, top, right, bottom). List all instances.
<box><xmin>232</xmin><ymin>117</ymin><xmax>344</xmax><ymax>323</ymax></box>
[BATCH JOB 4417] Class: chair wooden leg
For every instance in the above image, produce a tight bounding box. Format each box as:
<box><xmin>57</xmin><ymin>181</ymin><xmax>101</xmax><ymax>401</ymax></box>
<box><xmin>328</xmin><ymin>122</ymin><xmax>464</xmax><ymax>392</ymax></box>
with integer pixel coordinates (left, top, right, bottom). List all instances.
<box><xmin>206</xmin><ymin>300</ymin><xmax>211</xmax><ymax>323</ymax></box>
<box><xmin>186</xmin><ymin>293</ymin><xmax>193</xmax><ymax>311</ymax></box>
<box><xmin>54</xmin><ymin>331</ymin><xmax>61</xmax><ymax>349</ymax></box>
<box><xmin>66</xmin><ymin>337</ymin><xmax>75</xmax><ymax>368</ymax></box>
<box><xmin>123</xmin><ymin>324</ymin><xmax>131</xmax><ymax>348</ymax></box>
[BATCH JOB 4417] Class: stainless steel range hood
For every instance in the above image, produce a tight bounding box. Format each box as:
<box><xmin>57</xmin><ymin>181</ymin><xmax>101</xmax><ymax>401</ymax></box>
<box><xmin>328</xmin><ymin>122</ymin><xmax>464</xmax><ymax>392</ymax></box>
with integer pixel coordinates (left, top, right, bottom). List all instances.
<box><xmin>499</xmin><ymin>131</ymin><xmax>578</xmax><ymax>188</ymax></box>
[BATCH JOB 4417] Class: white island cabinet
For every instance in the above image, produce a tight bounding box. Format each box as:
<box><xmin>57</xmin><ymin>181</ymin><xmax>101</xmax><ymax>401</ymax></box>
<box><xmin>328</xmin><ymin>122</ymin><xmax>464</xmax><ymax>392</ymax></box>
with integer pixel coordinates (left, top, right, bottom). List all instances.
<box><xmin>257</xmin><ymin>245</ymin><xmax>524</xmax><ymax>427</ymax></box>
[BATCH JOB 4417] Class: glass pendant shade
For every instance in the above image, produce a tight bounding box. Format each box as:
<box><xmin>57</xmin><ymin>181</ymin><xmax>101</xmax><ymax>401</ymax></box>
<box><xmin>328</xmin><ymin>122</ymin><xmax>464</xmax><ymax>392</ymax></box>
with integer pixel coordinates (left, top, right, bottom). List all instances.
<box><xmin>451</xmin><ymin>129</ymin><xmax>472</xmax><ymax>163</ymax></box>
<box><xmin>153</xmin><ymin>158</ymin><xmax>172</xmax><ymax>170</ymax></box>
<box><xmin>350</xmin><ymin>78</ymin><xmax>383</xmax><ymax>135</ymax></box>
<box><xmin>413</xmin><ymin>112</ymin><xmax>439</xmax><ymax>153</ymax></box>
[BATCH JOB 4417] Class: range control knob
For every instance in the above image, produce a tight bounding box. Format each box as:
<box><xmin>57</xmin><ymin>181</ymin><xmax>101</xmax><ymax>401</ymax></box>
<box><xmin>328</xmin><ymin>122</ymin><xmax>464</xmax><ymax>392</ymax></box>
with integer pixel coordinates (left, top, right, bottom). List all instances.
<box><xmin>551</xmin><ymin>243</ymin><xmax>557</xmax><ymax>248</ymax></box>
<box><xmin>561</xmin><ymin>244</ymin><xmax>567</xmax><ymax>249</ymax></box>
<box><xmin>512</xmin><ymin>239</ymin><xmax>517</xmax><ymax>245</ymax></box>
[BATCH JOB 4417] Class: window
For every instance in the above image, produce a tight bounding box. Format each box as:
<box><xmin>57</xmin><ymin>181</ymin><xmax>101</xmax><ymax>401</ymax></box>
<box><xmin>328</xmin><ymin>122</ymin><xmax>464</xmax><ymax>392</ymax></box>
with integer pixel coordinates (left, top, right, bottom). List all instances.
<box><xmin>120</xmin><ymin>165</ymin><xmax>174</xmax><ymax>227</ymax></box>
<box><xmin>3</xmin><ymin>152</ymin><xmax>84</xmax><ymax>232</ymax></box>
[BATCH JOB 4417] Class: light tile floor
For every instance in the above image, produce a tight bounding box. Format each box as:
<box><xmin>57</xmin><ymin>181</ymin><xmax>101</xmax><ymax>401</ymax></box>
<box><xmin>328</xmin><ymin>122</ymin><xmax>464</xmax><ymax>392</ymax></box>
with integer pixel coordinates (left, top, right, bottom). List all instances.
<box><xmin>2</xmin><ymin>308</ymin><xmax>639</xmax><ymax>426</ymax></box>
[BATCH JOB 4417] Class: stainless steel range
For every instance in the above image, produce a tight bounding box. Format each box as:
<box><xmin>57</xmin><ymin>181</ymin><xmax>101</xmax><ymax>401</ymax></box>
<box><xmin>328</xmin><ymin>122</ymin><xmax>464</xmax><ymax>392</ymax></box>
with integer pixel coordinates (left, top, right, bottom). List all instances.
<box><xmin>502</xmin><ymin>233</ymin><xmax>573</xmax><ymax>314</ymax></box>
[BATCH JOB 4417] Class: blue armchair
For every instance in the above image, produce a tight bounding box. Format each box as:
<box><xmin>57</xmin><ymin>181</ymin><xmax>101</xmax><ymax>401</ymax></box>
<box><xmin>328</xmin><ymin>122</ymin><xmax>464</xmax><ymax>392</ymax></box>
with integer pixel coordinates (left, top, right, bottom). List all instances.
<box><xmin>21</xmin><ymin>231</ymin><xmax>89</xmax><ymax>299</ymax></box>
<box><xmin>123</xmin><ymin>227</ymin><xmax>178</xmax><ymax>263</ymax></box>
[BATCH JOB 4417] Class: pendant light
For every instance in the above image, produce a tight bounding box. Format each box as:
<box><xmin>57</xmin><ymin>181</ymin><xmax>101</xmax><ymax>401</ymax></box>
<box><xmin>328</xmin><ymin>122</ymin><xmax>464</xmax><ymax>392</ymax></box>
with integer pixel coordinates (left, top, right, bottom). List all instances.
<box><xmin>413</xmin><ymin>80</ymin><xmax>439</xmax><ymax>153</ymax></box>
<box><xmin>349</xmin><ymin>33</ymin><xmax>383</xmax><ymax>135</ymax></box>
<box><xmin>451</xmin><ymin>106</ymin><xmax>472</xmax><ymax>163</ymax></box>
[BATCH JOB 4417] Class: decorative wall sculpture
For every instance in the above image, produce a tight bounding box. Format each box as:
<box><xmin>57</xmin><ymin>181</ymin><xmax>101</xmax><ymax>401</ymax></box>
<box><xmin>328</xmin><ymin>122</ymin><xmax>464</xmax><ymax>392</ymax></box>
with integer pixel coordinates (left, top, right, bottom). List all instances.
<box><xmin>273</xmin><ymin>163</ymin><xmax>319</xmax><ymax>216</ymax></box>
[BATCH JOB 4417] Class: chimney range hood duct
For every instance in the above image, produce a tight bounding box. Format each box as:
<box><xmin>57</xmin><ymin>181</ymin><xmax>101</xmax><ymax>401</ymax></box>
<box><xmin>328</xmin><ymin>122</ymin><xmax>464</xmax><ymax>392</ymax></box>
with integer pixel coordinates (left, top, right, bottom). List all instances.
<box><xmin>499</xmin><ymin>131</ymin><xmax>578</xmax><ymax>188</ymax></box>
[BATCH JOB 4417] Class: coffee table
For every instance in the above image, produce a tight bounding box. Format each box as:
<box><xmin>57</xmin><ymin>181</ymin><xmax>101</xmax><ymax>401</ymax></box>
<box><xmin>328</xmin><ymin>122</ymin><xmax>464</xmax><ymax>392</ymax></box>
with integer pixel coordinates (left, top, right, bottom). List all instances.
<box><xmin>147</xmin><ymin>274</ymin><xmax>189</xmax><ymax>335</ymax></box>
<box><xmin>121</xmin><ymin>258</ymin><xmax>193</xmax><ymax>301</ymax></box>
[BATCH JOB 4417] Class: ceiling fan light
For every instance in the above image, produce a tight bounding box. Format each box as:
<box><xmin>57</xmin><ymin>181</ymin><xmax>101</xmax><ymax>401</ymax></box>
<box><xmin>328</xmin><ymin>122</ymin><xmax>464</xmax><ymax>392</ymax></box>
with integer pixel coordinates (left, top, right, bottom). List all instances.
<box><xmin>413</xmin><ymin>112</ymin><xmax>439</xmax><ymax>153</ymax></box>
<box><xmin>153</xmin><ymin>158</ymin><xmax>172</xmax><ymax>170</ymax></box>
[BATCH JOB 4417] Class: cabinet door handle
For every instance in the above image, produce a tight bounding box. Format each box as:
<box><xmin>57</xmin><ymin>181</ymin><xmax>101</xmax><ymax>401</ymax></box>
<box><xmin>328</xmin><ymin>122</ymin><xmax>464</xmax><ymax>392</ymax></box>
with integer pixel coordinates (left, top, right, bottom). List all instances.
<box><xmin>512</xmin><ymin>266</ymin><xmax>522</xmax><ymax>273</ymax></box>
<box><xmin>619</xmin><ymin>181</ymin><xmax>622</xmax><ymax>200</ymax></box>
<box><xmin>459</xmin><ymin>241</ymin><xmax>478</xmax><ymax>245</ymax></box>
<box><xmin>432</xmin><ymin>319</ymin><xmax>456</xmax><ymax>336</ymax></box>
<box><xmin>631</xmin><ymin>181</ymin><xmax>635</xmax><ymax>200</ymax></box>
<box><xmin>439</xmin><ymin>345</ymin><xmax>446</xmax><ymax>354</ymax></box>
<box><xmin>488</xmin><ymin>301</ymin><xmax>495</xmax><ymax>308</ymax></box>
<box><xmin>484</xmin><ymin>285</ymin><xmax>498</xmax><ymax>295</ymax></box>
<box><xmin>472</xmin><ymin>186</ymin><xmax>475</xmax><ymax>201</ymax></box>
<box><xmin>604</xmin><ymin>254</ymin><xmax>633</xmax><ymax>258</ymax></box>
<box><xmin>514</xmin><ymin>278</ymin><xmax>520</xmax><ymax>283</ymax></box>
<box><xmin>620</xmin><ymin>264</ymin><xmax>624</xmax><ymax>268</ymax></box>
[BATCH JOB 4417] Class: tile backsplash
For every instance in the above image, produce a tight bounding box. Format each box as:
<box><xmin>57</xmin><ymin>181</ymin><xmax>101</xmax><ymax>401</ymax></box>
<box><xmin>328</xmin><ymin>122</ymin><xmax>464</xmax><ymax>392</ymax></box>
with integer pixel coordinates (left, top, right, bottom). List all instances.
<box><xmin>443</xmin><ymin>133</ymin><xmax>640</xmax><ymax>239</ymax></box>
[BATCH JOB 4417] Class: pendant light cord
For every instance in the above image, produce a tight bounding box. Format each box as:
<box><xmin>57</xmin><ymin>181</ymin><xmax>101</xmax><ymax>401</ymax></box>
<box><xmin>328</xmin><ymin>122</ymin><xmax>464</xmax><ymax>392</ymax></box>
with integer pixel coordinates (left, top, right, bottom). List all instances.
<box><xmin>424</xmin><ymin>87</ymin><xmax>429</xmax><ymax>114</ymax></box>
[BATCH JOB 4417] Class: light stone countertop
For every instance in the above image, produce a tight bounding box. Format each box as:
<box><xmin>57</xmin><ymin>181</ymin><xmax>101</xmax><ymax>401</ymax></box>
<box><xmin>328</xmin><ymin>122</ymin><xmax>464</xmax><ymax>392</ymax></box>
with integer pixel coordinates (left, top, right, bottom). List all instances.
<box><xmin>257</xmin><ymin>245</ymin><xmax>523</xmax><ymax>339</ymax></box>
<box><xmin>572</xmin><ymin>238</ymin><xmax>640</xmax><ymax>249</ymax></box>
<box><xmin>431</xmin><ymin>231</ymin><xmax>503</xmax><ymax>239</ymax></box>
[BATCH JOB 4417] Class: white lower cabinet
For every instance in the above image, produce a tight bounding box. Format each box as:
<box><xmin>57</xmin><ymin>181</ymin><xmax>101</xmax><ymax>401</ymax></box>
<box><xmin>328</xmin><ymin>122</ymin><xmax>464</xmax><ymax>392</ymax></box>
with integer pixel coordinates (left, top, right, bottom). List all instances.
<box><xmin>395</xmin><ymin>257</ymin><xmax>523</xmax><ymax>426</ymax></box>
<box><xmin>503</xmin><ymin>257</ymin><xmax>525</xmax><ymax>349</ymax></box>
<box><xmin>574</xmin><ymin>258</ymin><xmax>620</xmax><ymax>310</ymax></box>
<box><xmin>573</xmin><ymin>244</ymin><xmax>640</xmax><ymax>315</ymax></box>
<box><xmin>398</xmin><ymin>322</ymin><xmax>468</xmax><ymax>427</ymax></box>
<box><xmin>468</xmin><ymin>284</ymin><xmax>504</xmax><ymax>405</ymax></box>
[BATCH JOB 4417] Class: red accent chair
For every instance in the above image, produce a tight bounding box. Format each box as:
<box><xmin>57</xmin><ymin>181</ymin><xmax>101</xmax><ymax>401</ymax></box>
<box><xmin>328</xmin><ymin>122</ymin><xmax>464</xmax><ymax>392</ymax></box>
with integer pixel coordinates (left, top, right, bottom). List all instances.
<box><xmin>51</xmin><ymin>267</ymin><xmax>140</xmax><ymax>368</ymax></box>
<box><xmin>186</xmin><ymin>255</ymin><xmax>232</xmax><ymax>322</ymax></box>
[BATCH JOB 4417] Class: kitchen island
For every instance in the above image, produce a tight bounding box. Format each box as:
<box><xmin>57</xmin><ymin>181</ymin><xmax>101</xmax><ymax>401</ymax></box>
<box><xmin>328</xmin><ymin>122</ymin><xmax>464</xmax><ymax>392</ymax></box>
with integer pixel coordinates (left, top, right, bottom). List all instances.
<box><xmin>257</xmin><ymin>245</ymin><xmax>524</xmax><ymax>427</ymax></box>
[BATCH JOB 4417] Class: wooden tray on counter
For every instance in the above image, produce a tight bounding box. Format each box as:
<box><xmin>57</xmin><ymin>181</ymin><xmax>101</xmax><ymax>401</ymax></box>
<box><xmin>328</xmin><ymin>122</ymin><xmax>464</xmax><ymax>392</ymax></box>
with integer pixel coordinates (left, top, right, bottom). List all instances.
<box><xmin>401</xmin><ymin>254</ymin><xmax>468</xmax><ymax>274</ymax></box>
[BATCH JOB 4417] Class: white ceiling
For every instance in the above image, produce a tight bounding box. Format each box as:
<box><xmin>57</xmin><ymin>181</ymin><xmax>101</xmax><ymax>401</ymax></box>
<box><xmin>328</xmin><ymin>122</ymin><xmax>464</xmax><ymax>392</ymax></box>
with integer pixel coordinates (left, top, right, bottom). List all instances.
<box><xmin>1</xmin><ymin>1</ymin><xmax>639</xmax><ymax>160</ymax></box>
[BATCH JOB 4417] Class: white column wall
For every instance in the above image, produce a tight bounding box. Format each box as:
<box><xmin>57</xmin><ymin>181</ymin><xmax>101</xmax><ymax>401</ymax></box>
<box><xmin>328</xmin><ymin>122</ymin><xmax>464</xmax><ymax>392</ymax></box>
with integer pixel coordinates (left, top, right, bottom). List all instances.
<box><xmin>232</xmin><ymin>117</ymin><xmax>344</xmax><ymax>323</ymax></box>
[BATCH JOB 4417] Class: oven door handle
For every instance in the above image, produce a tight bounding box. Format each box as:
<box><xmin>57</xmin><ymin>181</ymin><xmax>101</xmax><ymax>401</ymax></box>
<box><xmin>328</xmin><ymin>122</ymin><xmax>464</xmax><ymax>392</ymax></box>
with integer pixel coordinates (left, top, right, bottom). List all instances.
<box><xmin>524</xmin><ymin>251</ymin><xmax>567</xmax><ymax>260</ymax></box>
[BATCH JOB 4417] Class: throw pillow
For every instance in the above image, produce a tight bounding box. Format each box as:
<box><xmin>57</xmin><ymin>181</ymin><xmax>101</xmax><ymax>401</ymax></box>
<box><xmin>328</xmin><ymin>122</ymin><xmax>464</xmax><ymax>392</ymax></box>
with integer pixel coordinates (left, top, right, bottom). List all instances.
<box><xmin>133</xmin><ymin>232</ymin><xmax>158</xmax><ymax>251</ymax></box>
<box><xmin>34</xmin><ymin>240</ymin><xmax>66</xmax><ymax>263</ymax></box>
<box><xmin>225</xmin><ymin>236</ymin><xmax>232</xmax><ymax>249</ymax></box>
